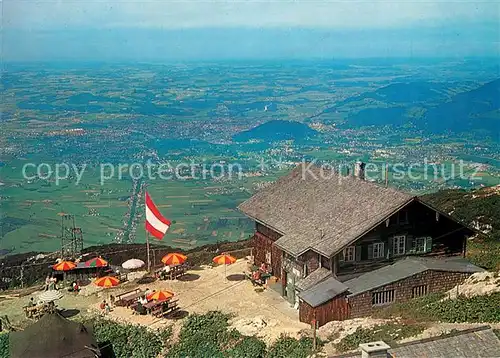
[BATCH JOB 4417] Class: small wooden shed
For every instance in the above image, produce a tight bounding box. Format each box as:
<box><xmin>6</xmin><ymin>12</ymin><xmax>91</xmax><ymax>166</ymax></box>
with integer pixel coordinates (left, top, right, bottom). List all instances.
<box><xmin>298</xmin><ymin>276</ymin><xmax>350</xmax><ymax>327</ymax></box>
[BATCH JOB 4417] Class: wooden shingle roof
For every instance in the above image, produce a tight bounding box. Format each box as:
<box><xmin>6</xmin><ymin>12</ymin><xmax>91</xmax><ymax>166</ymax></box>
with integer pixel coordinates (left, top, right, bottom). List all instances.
<box><xmin>344</xmin><ymin>257</ymin><xmax>484</xmax><ymax>296</ymax></box>
<box><xmin>332</xmin><ymin>326</ymin><xmax>500</xmax><ymax>358</ymax></box>
<box><xmin>295</xmin><ymin>267</ymin><xmax>332</xmax><ymax>292</ymax></box>
<box><xmin>238</xmin><ymin>163</ymin><xmax>413</xmax><ymax>257</ymax></box>
<box><xmin>299</xmin><ymin>276</ymin><xmax>349</xmax><ymax>308</ymax></box>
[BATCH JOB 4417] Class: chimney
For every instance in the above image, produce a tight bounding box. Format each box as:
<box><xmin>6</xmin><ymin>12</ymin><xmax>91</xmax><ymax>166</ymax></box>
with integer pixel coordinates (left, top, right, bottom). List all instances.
<box><xmin>359</xmin><ymin>341</ymin><xmax>391</xmax><ymax>358</ymax></box>
<box><xmin>354</xmin><ymin>161</ymin><xmax>366</xmax><ymax>180</ymax></box>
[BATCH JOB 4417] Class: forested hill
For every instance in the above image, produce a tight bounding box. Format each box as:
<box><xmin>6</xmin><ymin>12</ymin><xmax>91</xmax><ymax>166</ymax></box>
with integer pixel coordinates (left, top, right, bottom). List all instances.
<box><xmin>422</xmin><ymin>185</ymin><xmax>500</xmax><ymax>240</ymax></box>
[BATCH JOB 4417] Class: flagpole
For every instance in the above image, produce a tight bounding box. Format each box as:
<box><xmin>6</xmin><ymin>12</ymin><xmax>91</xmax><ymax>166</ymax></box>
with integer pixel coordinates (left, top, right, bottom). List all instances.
<box><xmin>145</xmin><ymin>183</ymin><xmax>151</xmax><ymax>273</ymax></box>
<box><xmin>146</xmin><ymin>231</ymin><xmax>151</xmax><ymax>272</ymax></box>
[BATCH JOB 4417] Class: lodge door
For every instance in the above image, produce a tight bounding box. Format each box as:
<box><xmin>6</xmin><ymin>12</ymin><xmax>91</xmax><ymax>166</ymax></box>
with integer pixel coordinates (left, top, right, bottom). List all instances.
<box><xmin>284</xmin><ymin>270</ymin><xmax>295</xmax><ymax>305</ymax></box>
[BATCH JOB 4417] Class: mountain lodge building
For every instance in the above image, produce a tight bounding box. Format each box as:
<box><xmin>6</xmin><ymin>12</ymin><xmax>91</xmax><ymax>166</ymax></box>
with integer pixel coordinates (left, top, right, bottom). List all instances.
<box><xmin>238</xmin><ymin>163</ymin><xmax>483</xmax><ymax>326</ymax></box>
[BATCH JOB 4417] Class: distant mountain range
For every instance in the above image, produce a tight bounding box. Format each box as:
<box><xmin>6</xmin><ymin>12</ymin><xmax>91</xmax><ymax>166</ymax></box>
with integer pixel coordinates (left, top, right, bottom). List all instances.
<box><xmin>344</xmin><ymin>81</ymin><xmax>453</xmax><ymax>105</ymax></box>
<box><xmin>423</xmin><ymin>79</ymin><xmax>500</xmax><ymax>135</ymax></box>
<box><xmin>233</xmin><ymin>120</ymin><xmax>317</xmax><ymax>142</ymax></box>
<box><xmin>340</xmin><ymin>79</ymin><xmax>500</xmax><ymax>139</ymax></box>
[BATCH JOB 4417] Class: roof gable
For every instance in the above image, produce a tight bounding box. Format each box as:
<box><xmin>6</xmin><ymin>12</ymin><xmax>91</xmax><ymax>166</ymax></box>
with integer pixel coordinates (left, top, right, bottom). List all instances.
<box><xmin>239</xmin><ymin>163</ymin><xmax>413</xmax><ymax>257</ymax></box>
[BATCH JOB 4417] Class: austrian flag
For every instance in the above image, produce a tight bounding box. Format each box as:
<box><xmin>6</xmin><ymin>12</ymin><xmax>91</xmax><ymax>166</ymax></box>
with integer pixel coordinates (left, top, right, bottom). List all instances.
<box><xmin>145</xmin><ymin>191</ymin><xmax>171</xmax><ymax>239</ymax></box>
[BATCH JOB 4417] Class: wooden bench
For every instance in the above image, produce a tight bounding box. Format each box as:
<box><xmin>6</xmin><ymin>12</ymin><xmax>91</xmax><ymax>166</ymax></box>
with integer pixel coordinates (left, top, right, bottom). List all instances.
<box><xmin>116</xmin><ymin>287</ymin><xmax>141</xmax><ymax>300</ymax></box>
<box><xmin>161</xmin><ymin>265</ymin><xmax>187</xmax><ymax>280</ymax></box>
<box><xmin>115</xmin><ymin>288</ymin><xmax>142</xmax><ymax>306</ymax></box>
<box><xmin>24</xmin><ymin>305</ymin><xmax>46</xmax><ymax>319</ymax></box>
<box><xmin>151</xmin><ymin>304</ymin><xmax>164</xmax><ymax>318</ymax></box>
<box><xmin>161</xmin><ymin>299</ymin><xmax>179</xmax><ymax>317</ymax></box>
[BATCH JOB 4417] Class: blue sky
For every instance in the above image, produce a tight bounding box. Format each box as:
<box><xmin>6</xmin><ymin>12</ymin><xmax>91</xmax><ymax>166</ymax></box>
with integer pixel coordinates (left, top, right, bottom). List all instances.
<box><xmin>3</xmin><ymin>0</ymin><xmax>500</xmax><ymax>61</ymax></box>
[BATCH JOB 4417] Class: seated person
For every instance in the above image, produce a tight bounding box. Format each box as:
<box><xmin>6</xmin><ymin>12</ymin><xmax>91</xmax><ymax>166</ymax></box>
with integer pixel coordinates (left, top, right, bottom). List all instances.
<box><xmin>46</xmin><ymin>301</ymin><xmax>56</xmax><ymax>313</ymax></box>
<box><xmin>252</xmin><ymin>270</ymin><xmax>262</xmax><ymax>283</ymax></box>
<box><xmin>100</xmin><ymin>300</ymin><xmax>107</xmax><ymax>311</ymax></box>
<box><xmin>48</xmin><ymin>277</ymin><xmax>56</xmax><ymax>291</ymax></box>
<box><xmin>44</xmin><ymin>276</ymin><xmax>51</xmax><ymax>291</ymax></box>
<box><xmin>68</xmin><ymin>281</ymin><xmax>80</xmax><ymax>292</ymax></box>
<box><xmin>139</xmin><ymin>295</ymin><xmax>148</xmax><ymax>305</ymax></box>
<box><xmin>135</xmin><ymin>301</ymin><xmax>146</xmax><ymax>315</ymax></box>
<box><xmin>28</xmin><ymin>297</ymin><xmax>35</xmax><ymax>307</ymax></box>
<box><xmin>260</xmin><ymin>262</ymin><xmax>267</xmax><ymax>273</ymax></box>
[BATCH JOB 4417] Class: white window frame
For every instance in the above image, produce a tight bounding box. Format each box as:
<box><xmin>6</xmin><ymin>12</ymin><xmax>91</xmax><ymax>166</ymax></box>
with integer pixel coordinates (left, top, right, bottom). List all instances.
<box><xmin>412</xmin><ymin>284</ymin><xmax>428</xmax><ymax>298</ymax></box>
<box><xmin>393</xmin><ymin>235</ymin><xmax>406</xmax><ymax>256</ymax></box>
<box><xmin>265</xmin><ymin>250</ymin><xmax>272</xmax><ymax>265</ymax></box>
<box><xmin>372</xmin><ymin>242</ymin><xmax>385</xmax><ymax>259</ymax></box>
<box><xmin>344</xmin><ymin>246</ymin><xmax>356</xmax><ymax>262</ymax></box>
<box><xmin>414</xmin><ymin>237</ymin><xmax>426</xmax><ymax>253</ymax></box>
<box><xmin>372</xmin><ymin>289</ymin><xmax>395</xmax><ymax>306</ymax></box>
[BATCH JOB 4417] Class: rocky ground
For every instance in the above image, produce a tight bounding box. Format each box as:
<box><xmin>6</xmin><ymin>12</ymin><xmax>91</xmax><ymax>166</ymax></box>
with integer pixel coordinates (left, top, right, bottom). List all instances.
<box><xmin>445</xmin><ymin>271</ymin><xmax>500</xmax><ymax>299</ymax></box>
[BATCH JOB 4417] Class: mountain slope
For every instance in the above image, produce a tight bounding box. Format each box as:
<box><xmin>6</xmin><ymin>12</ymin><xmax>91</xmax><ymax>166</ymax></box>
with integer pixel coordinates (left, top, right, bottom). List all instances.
<box><xmin>423</xmin><ymin>79</ymin><xmax>500</xmax><ymax>135</ymax></box>
<box><xmin>421</xmin><ymin>185</ymin><xmax>500</xmax><ymax>240</ymax></box>
<box><xmin>336</xmin><ymin>80</ymin><xmax>499</xmax><ymax>138</ymax></box>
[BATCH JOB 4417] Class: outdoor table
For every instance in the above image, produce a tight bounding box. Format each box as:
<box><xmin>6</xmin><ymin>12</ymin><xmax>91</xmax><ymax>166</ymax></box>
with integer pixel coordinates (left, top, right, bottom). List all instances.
<box><xmin>165</xmin><ymin>264</ymin><xmax>186</xmax><ymax>280</ymax></box>
<box><xmin>120</xmin><ymin>291</ymin><xmax>145</xmax><ymax>307</ymax></box>
<box><xmin>115</xmin><ymin>288</ymin><xmax>142</xmax><ymax>305</ymax></box>
<box><xmin>144</xmin><ymin>301</ymin><xmax>159</xmax><ymax>310</ymax></box>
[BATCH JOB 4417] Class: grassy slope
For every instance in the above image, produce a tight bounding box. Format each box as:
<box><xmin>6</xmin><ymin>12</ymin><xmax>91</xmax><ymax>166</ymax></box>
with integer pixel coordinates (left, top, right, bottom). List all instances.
<box><xmin>421</xmin><ymin>185</ymin><xmax>500</xmax><ymax>270</ymax></box>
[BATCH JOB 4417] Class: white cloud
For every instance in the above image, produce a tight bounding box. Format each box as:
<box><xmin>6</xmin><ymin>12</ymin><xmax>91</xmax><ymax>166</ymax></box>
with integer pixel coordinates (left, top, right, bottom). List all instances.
<box><xmin>3</xmin><ymin>0</ymin><xmax>499</xmax><ymax>30</ymax></box>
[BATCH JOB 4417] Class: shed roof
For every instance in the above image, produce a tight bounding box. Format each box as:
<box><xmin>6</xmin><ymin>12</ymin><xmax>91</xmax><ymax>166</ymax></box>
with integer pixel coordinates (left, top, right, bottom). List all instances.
<box><xmin>332</xmin><ymin>326</ymin><xmax>500</xmax><ymax>358</ymax></box>
<box><xmin>9</xmin><ymin>312</ymin><xmax>100</xmax><ymax>358</ymax></box>
<box><xmin>295</xmin><ymin>267</ymin><xmax>332</xmax><ymax>292</ymax></box>
<box><xmin>238</xmin><ymin>163</ymin><xmax>413</xmax><ymax>257</ymax></box>
<box><xmin>298</xmin><ymin>277</ymin><xmax>349</xmax><ymax>308</ymax></box>
<box><xmin>345</xmin><ymin>257</ymin><xmax>483</xmax><ymax>296</ymax></box>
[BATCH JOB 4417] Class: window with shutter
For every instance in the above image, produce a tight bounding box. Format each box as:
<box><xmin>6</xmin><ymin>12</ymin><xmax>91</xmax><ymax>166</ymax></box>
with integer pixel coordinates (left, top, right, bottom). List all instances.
<box><xmin>393</xmin><ymin>235</ymin><xmax>406</xmax><ymax>255</ymax></box>
<box><xmin>413</xmin><ymin>237</ymin><xmax>426</xmax><ymax>253</ymax></box>
<box><xmin>343</xmin><ymin>246</ymin><xmax>355</xmax><ymax>262</ymax></box>
<box><xmin>372</xmin><ymin>242</ymin><xmax>384</xmax><ymax>259</ymax></box>
<box><xmin>265</xmin><ymin>251</ymin><xmax>272</xmax><ymax>265</ymax></box>
<box><xmin>367</xmin><ymin>244</ymin><xmax>373</xmax><ymax>260</ymax></box>
<box><xmin>425</xmin><ymin>237</ymin><xmax>433</xmax><ymax>253</ymax></box>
